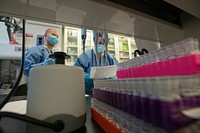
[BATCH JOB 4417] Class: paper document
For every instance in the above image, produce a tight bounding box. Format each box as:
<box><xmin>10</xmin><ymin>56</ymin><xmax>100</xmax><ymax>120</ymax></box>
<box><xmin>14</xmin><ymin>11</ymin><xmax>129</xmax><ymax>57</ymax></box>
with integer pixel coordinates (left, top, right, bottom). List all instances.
<box><xmin>90</xmin><ymin>65</ymin><xmax>117</xmax><ymax>79</ymax></box>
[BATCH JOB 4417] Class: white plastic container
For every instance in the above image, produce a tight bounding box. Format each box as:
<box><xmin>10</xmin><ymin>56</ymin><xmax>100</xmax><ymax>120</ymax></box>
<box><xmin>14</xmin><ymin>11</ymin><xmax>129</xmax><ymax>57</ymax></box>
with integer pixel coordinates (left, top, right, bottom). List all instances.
<box><xmin>27</xmin><ymin>65</ymin><xmax>86</xmax><ymax>133</ymax></box>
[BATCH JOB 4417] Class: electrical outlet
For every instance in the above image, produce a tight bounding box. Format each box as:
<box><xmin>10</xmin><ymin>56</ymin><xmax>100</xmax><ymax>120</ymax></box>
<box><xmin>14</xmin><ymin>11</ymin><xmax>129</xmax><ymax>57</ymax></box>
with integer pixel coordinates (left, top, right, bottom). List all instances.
<box><xmin>14</xmin><ymin>46</ymin><xmax>22</xmax><ymax>52</ymax></box>
<box><xmin>14</xmin><ymin>46</ymin><xmax>29</xmax><ymax>52</ymax></box>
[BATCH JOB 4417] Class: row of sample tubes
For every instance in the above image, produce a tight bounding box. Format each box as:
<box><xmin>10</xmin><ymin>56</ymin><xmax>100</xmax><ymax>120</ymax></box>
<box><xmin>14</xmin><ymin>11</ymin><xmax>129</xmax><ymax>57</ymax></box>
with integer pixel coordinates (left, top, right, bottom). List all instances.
<box><xmin>91</xmin><ymin>98</ymin><xmax>200</xmax><ymax>133</ymax></box>
<box><xmin>116</xmin><ymin>54</ymin><xmax>200</xmax><ymax>78</ymax></box>
<box><xmin>93</xmin><ymin>74</ymin><xmax>200</xmax><ymax>131</ymax></box>
<box><xmin>116</xmin><ymin>38</ymin><xmax>200</xmax><ymax>78</ymax></box>
<box><xmin>118</xmin><ymin>38</ymin><xmax>199</xmax><ymax>69</ymax></box>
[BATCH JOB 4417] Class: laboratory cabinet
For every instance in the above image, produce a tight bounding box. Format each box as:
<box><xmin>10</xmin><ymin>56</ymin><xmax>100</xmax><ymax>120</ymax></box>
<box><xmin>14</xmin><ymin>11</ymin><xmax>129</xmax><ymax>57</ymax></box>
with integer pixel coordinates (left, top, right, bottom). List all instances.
<box><xmin>64</xmin><ymin>27</ymin><xmax>94</xmax><ymax>65</ymax></box>
<box><xmin>107</xmin><ymin>34</ymin><xmax>116</xmax><ymax>57</ymax></box>
<box><xmin>117</xmin><ymin>35</ymin><xmax>131</xmax><ymax>62</ymax></box>
<box><xmin>64</xmin><ymin>26</ymin><xmax>80</xmax><ymax>65</ymax></box>
<box><xmin>64</xmin><ymin>27</ymin><xmax>137</xmax><ymax>65</ymax></box>
<box><xmin>109</xmin><ymin>35</ymin><xmax>137</xmax><ymax>63</ymax></box>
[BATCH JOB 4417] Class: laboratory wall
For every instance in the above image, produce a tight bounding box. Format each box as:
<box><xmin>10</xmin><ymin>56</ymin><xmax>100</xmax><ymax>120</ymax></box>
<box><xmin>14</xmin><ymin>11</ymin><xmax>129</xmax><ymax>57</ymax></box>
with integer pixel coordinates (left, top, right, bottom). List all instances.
<box><xmin>0</xmin><ymin>22</ymin><xmax>10</xmax><ymax>44</ymax></box>
<box><xmin>25</xmin><ymin>20</ymin><xmax>62</xmax><ymax>51</ymax></box>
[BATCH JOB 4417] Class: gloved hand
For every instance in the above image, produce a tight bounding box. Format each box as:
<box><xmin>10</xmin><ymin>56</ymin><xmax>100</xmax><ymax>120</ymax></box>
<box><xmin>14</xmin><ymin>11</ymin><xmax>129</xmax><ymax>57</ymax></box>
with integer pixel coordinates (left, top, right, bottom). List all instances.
<box><xmin>84</xmin><ymin>74</ymin><xmax>93</xmax><ymax>84</ymax></box>
<box><xmin>42</xmin><ymin>58</ymin><xmax>55</xmax><ymax>65</ymax></box>
<box><xmin>84</xmin><ymin>73</ymin><xmax>94</xmax><ymax>93</ymax></box>
<box><xmin>108</xmin><ymin>76</ymin><xmax>117</xmax><ymax>79</ymax></box>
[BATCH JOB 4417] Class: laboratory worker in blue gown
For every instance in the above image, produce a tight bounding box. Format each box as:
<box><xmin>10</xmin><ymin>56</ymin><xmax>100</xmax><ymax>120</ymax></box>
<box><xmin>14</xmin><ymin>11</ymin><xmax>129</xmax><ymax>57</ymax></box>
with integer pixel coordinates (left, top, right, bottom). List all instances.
<box><xmin>74</xmin><ymin>32</ymin><xmax>118</xmax><ymax>93</ymax></box>
<box><xmin>24</xmin><ymin>28</ymin><xmax>59</xmax><ymax>76</ymax></box>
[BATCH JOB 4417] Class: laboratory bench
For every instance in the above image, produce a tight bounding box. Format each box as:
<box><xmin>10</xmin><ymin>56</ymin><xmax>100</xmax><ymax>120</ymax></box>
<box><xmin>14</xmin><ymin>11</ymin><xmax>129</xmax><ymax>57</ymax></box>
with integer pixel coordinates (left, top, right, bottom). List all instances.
<box><xmin>0</xmin><ymin>94</ymin><xmax>105</xmax><ymax>133</ymax></box>
<box><xmin>0</xmin><ymin>93</ymin><xmax>199</xmax><ymax>133</ymax></box>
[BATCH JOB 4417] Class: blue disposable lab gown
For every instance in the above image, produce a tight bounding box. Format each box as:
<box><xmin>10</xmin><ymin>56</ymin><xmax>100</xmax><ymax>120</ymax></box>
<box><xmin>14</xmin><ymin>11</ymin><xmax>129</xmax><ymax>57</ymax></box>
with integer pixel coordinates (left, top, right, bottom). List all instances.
<box><xmin>24</xmin><ymin>45</ymin><xmax>52</xmax><ymax>76</ymax></box>
<box><xmin>74</xmin><ymin>49</ymin><xmax>118</xmax><ymax>93</ymax></box>
<box><xmin>74</xmin><ymin>49</ymin><xmax>117</xmax><ymax>75</ymax></box>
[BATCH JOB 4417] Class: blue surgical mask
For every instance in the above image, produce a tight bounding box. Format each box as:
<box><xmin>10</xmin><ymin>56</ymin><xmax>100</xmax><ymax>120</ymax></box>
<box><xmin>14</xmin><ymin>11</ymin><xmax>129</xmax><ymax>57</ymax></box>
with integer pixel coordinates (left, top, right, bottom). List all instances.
<box><xmin>97</xmin><ymin>44</ymin><xmax>105</xmax><ymax>53</ymax></box>
<box><xmin>48</xmin><ymin>35</ymin><xmax>58</xmax><ymax>46</ymax></box>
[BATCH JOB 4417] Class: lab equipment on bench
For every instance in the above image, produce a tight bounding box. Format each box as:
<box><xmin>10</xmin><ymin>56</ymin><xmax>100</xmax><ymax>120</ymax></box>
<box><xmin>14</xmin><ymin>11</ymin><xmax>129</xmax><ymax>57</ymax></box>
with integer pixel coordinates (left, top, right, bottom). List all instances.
<box><xmin>0</xmin><ymin>19</ymin><xmax>86</xmax><ymax>132</ymax></box>
<box><xmin>117</xmin><ymin>38</ymin><xmax>200</xmax><ymax>79</ymax></box>
<box><xmin>49</xmin><ymin>51</ymin><xmax>71</xmax><ymax>64</ymax></box>
<box><xmin>92</xmin><ymin>75</ymin><xmax>200</xmax><ymax>132</ymax></box>
<box><xmin>133</xmin><ymin>49</ymin><xmax>142</xmax><ymax>58</ymax></box>
<box><xmin>2</xmin><ymin>64</ymin><xmax>86</xmax><ymax>133</ymax></box>
<box><xmin>0</xmin><ymin>16</ymin><xmax>22</xmax><ymax>44</ymax></box>
<box><xmin>27</xmin><ymin>64</ymin><xmax>86</xmax><ymax>133</ymax></box>
<box><xmin>92</xmin><ymin>38</ymin><xmax>200</xmax><ymax>132</ymax></box>
<box><xmin>2</xmin><ymin>54</ymin><xmax>86</xmax><ymax>133</ymax></box>
<box><xmin>141</xmin><ymin>48</ymin><xmax>149</xmax><ymax>54</ymax></box>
